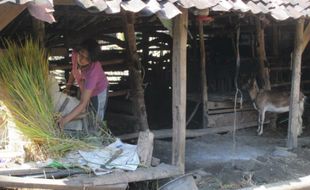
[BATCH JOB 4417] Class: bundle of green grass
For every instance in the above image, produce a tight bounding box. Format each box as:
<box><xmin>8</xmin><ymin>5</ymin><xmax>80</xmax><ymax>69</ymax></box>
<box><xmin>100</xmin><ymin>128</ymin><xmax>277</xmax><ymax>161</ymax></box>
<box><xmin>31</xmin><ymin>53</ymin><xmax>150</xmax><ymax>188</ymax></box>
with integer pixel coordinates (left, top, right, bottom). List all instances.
<box><xmin>0</xmin><ymin>39</ymin><xmax>112</xmax><ymax>158</ymax></box>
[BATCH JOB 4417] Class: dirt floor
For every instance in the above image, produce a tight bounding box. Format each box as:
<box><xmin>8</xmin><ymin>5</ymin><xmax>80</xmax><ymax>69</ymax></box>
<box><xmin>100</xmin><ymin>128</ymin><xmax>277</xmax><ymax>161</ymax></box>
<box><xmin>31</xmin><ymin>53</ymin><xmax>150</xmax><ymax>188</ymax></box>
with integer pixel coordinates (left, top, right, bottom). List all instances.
<box><xmin>153</xmin><ymin>125</ymin><xmax>310</xmax><ymax>190</ymax></box>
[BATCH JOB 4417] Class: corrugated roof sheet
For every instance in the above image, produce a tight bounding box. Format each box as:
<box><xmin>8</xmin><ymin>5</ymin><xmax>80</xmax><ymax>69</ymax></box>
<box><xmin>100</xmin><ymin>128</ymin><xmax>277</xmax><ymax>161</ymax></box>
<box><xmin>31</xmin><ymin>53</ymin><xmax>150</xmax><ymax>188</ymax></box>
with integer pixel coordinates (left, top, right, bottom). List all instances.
<box><xmin>2</xmin><ymin>0</ymin><xmax>310</xmax><ymax>23</ymax></box>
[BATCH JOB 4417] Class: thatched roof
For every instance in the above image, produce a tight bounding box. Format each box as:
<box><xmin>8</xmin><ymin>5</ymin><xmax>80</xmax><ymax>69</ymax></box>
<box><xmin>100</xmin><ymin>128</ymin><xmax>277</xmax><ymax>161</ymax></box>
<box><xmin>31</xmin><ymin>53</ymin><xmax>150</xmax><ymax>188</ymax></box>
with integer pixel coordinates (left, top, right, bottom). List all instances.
<box><xmin>1</xmin><ymin>0</ymin><xmax>310</xmax><ymax>23</ymax></box>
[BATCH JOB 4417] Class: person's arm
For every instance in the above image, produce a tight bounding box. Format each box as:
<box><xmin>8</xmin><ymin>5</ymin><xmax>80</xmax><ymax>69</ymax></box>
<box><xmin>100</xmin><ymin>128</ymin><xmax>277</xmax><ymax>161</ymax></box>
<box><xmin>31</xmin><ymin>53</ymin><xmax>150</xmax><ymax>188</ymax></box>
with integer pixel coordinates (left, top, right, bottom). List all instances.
<box><xmin>64</xmin><ymin>72</ymin><xmax>75</xmax><ymax>94</ymax></box>
<box><xmin>58</xmin><ymin>88</ymin><xmax>93</xmax><ymax>128</ymax></box>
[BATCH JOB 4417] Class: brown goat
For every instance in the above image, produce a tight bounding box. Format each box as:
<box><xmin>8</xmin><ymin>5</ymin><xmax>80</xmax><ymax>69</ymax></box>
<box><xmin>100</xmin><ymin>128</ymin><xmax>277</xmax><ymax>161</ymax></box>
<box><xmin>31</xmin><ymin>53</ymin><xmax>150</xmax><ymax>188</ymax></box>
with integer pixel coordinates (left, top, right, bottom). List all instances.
<box><xmin>246</xmin><ymin>79</ymin><xmax>305</xmax><ymax>136</ymax></box>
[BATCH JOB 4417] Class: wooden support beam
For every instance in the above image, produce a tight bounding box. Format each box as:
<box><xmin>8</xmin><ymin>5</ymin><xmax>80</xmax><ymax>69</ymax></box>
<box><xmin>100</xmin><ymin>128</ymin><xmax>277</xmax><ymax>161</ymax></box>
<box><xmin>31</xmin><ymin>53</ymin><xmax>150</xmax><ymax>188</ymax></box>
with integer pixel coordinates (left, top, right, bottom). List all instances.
<box><xmin>287</xmin><ymin>18</ymin><xmax>304</xmax><ymax>149</ymax></box>
<box><xmin>109</xmin><ymin>89</ymin><xmax>130</xmax><ymax>97</ymax></box>
<box><xmin>122</xmin><ymin>11</ymin><xmax>149</xmax><ymax>131</ymax></box>
<box><xmin>256</xmin><ymin>17</ymin><xmax>271</xmax><ymax>90</ymax></box>
<box><xmin>198</xmin><ymin>19</ymin><xmax>208</xmax><ymax>128</ymax></box>
<box><xmin>172</xmin><ymin>8</ymin><xmax>188</xmax><ymax>173</ymax></box>
<box><xmin>49</xmin><ymin>59</ymin><xmax>124</xmax><ymax>70</ymax></box>
<box><xmin>54</xmin><ymin>0</ymin><xmax>75</xmax><ymax>5</ymax></box>
<box><xmin>302</xmin><ymin>22</ymin><xmax>310</xmax><ymax>52</ymax></box>
<box><xmin>0</xmin><ymin>3</ymin><xmax>26</xmax><ymax>31</ymax></box>
<box><xmin>119</xmin><ymin>121</ymin><xmax>263</xmax><ymax>140</ymax></box>
<box><xmin>272</xmin><ymin>23</ymin><xmax>279</xmax><ymax>57</ymax></box>
<box><xmin>101</xmin><ymin>35</ymin><xmax>126</xmax><ymax>48</ymax></box>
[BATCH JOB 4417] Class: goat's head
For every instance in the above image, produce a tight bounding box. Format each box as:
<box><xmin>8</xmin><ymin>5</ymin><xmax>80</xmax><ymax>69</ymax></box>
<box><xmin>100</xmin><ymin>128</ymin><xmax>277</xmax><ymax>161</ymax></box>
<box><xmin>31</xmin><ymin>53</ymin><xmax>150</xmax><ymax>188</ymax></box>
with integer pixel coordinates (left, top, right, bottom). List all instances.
<box><xmin>243</xmin><ymin>78</ymin><xmax>260</xmax><ymax>100</ymax></box>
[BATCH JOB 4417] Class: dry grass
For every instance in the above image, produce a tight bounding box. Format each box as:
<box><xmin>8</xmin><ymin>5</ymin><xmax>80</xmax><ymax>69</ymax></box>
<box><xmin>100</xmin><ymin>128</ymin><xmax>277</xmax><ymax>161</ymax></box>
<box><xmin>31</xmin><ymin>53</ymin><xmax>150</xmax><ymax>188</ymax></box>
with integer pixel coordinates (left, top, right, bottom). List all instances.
<box><xmin>0</xmin><ymin>39</ymin><xmax>114</xmax><ymax>159</ymax></box>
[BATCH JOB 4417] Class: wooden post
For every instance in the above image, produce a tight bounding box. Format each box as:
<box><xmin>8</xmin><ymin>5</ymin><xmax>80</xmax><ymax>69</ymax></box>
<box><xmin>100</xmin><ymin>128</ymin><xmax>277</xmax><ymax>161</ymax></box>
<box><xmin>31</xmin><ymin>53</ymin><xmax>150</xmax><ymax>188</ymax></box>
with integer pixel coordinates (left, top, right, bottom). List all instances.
<box><xmin>32</xmin><ymin>18</ymin><xmax>45</xmax><ymax>47</ymax></box>
<box><xmin>122</xmin><ymin>11</ymin><xmax>149</xmax><ymax>131</ymax></box>
<box><xmin>256</xmin><ymin>18</ymin><xmax>271</xmax><ymax>90</ymax></box>
<box><xmin>137</xmin><ymin>130</ymin><xmax>154</xmax><ymax>167</ymax></box>
<box><xmin>198</xmin><ymin>19</ymin><xmax>208</xmax><ymax>128</ymax></box>
<box><xmin>288</xmin><ymin>18</ymin><xmax>305</xmax><ymax>149</ymax></box>
<box><xmin>172</xmin><ymin>8</ymin><xmax>188</xmax><ymax>173</ymax></box>
<box><xmin>272</xmin><ymin>23</ymin><xmax>279</xmax><ymax>57</ymax></box>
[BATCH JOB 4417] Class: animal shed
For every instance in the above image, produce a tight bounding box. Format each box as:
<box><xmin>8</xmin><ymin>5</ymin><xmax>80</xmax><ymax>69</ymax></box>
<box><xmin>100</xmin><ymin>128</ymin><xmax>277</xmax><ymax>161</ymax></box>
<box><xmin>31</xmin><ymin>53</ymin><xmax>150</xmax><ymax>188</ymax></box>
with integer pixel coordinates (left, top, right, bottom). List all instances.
<box><xmin>1</xmin><ymin>0</ymin><xmax>310</xmax><ymax>189</ymax></box>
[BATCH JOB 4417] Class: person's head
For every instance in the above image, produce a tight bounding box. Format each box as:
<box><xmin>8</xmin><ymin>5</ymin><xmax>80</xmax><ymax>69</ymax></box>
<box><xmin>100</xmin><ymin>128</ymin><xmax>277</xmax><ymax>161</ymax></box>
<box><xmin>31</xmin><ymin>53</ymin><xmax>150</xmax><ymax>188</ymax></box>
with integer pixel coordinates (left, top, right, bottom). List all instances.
<box><xmin>76</xmin><ymin>39</ymin><xmax>101</xmax><ymax>67</ymax></box>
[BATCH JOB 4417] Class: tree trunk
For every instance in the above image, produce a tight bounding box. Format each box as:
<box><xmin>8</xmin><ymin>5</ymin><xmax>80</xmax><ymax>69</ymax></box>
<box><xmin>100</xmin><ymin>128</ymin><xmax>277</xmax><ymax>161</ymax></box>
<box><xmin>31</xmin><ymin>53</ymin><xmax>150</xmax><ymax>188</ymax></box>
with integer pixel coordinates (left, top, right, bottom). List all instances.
<box><xmin>122</xmin><ymin>12</ymin><xmax>149</xmax><ymax>131</ymax></box>
<box><xmin>198</xmin><ymin>19</ymin><xmax>208</xmax><ymax>128</ymax></box>
<box><xmin>256</xmin><ymin>18</ymin><xmax>271</xmax><ymax>90</ymax></box>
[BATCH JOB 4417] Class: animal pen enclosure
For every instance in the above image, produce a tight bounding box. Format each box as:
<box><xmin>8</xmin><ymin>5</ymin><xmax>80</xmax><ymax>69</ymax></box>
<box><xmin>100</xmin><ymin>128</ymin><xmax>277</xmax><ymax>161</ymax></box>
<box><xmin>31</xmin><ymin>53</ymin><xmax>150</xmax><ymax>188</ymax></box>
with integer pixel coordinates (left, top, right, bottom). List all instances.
<box><xmin>1</xmin><ymin>0</ymin><xmax>310</xmax><ymax>189</ymax></box>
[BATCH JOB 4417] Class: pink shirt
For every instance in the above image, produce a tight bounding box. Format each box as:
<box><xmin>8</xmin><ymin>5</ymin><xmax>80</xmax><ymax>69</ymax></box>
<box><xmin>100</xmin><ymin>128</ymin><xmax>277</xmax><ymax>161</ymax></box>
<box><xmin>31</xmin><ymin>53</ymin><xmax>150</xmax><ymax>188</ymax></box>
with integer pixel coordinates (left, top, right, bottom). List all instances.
<box><xmin>82</xmin><ymin>61</ymin><xmax>108</xmax><ymax>97</ymax></box>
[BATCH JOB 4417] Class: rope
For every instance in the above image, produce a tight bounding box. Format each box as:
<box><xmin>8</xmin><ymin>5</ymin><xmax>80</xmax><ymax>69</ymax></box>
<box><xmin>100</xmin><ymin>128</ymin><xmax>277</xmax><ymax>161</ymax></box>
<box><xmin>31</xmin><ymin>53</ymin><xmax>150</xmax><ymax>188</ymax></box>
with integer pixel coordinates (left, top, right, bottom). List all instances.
<box><xmin>232</xmin><ymin>25</ymin><xmax>243</xmax><ymax>166</ymax></box>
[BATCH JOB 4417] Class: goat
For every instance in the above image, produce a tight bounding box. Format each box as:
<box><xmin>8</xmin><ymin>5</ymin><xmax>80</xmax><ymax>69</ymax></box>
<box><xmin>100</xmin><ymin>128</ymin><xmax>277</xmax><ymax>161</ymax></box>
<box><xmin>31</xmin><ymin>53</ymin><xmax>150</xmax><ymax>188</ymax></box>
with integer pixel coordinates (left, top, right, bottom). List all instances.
<box><xmin>246</xmin><ymin>78</ymin><xmax>305</xmax><ymax>136</ymax></box>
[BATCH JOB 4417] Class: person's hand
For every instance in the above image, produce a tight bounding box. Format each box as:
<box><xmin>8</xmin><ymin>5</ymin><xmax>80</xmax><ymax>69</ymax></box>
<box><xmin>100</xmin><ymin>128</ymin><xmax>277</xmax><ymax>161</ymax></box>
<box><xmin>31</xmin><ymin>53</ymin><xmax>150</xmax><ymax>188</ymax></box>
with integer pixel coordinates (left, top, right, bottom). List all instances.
<box><xmin>63</xmin><ymin>85</ymin><xmax>71</xmax><ymax>95</ymax></box>
<box><xmin>57</xmin><ymin>116</ymin><xmax>68</xmax><ymax>130</ymax></box>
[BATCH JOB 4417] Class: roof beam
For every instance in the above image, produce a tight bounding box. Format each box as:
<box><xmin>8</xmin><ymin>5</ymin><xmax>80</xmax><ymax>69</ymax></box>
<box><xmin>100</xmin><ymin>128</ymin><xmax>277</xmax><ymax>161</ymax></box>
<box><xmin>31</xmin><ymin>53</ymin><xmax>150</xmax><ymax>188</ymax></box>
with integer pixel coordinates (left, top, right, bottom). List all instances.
<box><xmin>54</xmin><ymin>0</ymin><xmax>75</xmax><ymax>5</ymax></box>
<box><xmin>301</xmin><ymin>22</ymin><xmax>310</xmax><ymax>52</ymax></box>
<box><xmin>0</xmin><ymin>3</ymin><xmax>26</xmax><ymax>31</ymax></box>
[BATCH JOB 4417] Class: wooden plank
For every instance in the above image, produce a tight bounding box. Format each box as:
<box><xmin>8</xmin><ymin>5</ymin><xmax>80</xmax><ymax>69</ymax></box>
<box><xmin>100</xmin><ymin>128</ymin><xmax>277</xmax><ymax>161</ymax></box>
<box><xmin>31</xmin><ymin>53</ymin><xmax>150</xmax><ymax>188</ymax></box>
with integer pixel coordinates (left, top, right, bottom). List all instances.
<box><xmin>118</xmin><ymin>121</ymin><xmax>263</xmax><ymax>140</ymax></box>
<box><xmin>85</xmin><ymin>164</ymin><xmax>181</xmax><ymax>186</ymax></box>
<box><xmin>49</xmin><ymin>59</ymin><xmax>124</xmax><ymax>70</ymax></box>
<box><xmin>271</xmin><ymin>80</ymin><xmax>310</xmax><ymax>88</ymax></box>
<box><xmin>107</xmin><ymin>113</ymin><xmax>137</xmax><ymax>122</ymax></box>
<box><xmin>288</xmin><ymin>18</ymin><xmax>305</xmax><ymax>149</ymax></box>
<box><xmin>49</xmin><ymin>47</ymin><xmax>68</xmax><ymax>56</ymax></box>
<box><xmin>208</xmin><ymin>107</ymin><xmax>254</xmax><ymax>115</ymax></box>
<box><xmin>0</xmin><ymin>168</ymin><xmax>58</xmax><ymax>176</ymax></box>
<box><xmin>208</xmin><ymin>101</ymin><xmax>253</xmax><ymax>110</ymax></box>
<box><xmin>0</xmin><ymin>164</ymin><xmax>180</xmax><ymax>189</ymax></box>
<box><xmin>208</xmin><ymin>110</ymin><xmax>257</xmax><ymax>128</ymax></box>
<box><xmin>270</xmin><ymin>65</ymin><xmax>310</xmax><ymax>71</ymax></box>
<box><xmin>0</xmin><ymin>175</ymin><xmax>127</xmax><ymax>190</ymax></box>
<box><xmin>198</xmin><ymin>19</ymin><xmax>208</xmax><ymax>128</ymax></box>
<box><xmin>172</xmin><ymin>8</ymin><xmax>188</xmax><ymax>173</ymax></box>
<box><xmin>0</xmin><ymin>3</ymin><xmax>26</xmax><ymax>31</ymax></box>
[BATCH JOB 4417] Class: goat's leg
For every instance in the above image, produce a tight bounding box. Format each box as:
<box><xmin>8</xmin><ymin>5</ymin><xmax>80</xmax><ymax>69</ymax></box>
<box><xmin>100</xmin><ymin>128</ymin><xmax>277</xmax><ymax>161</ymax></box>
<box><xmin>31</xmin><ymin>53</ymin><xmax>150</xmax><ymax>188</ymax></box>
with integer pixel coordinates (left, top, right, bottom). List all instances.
<box><xmin>257</xmin><ymin>111</ymin><xmax>262</xmax><ymax>133</ymax></box>
<box><xmin>298</xmin><ymin>101</ymin><xmax>304</xmax><ymax>124</ymax></box>
<box><xmin>297</xmin><ymin>102</ymin><xmax>305</xmax><ymax>136</ymax></box>
<box><xmin>258</xmin><ymin>110</ymin><xmax>266</xmax><ymax>136</ymax></box>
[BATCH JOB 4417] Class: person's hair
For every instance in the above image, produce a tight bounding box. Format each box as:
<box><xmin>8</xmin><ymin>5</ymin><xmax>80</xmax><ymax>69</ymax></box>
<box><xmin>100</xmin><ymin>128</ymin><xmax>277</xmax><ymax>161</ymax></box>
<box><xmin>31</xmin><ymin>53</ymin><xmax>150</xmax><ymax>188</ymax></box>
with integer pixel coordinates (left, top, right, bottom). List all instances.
<box><xmin>78</xmin><ymin>38</ymin><xmax>101</xmax><ymax>62</ymax></box>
